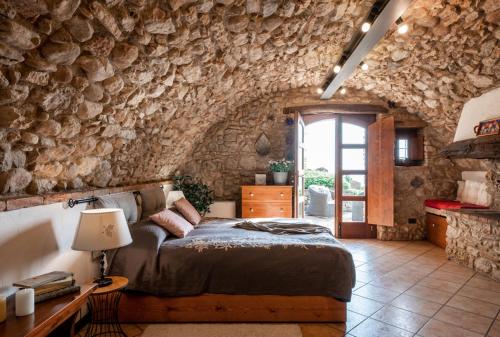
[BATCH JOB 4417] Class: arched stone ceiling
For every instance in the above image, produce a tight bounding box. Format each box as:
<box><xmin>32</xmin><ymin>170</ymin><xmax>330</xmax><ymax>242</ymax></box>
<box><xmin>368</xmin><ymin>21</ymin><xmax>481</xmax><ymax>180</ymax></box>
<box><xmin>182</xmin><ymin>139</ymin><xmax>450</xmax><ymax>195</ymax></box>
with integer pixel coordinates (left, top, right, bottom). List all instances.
<box><xmin>0</xmin><ymin>0</ymin><xmax>498</xmax><ymax>195</ymax></box>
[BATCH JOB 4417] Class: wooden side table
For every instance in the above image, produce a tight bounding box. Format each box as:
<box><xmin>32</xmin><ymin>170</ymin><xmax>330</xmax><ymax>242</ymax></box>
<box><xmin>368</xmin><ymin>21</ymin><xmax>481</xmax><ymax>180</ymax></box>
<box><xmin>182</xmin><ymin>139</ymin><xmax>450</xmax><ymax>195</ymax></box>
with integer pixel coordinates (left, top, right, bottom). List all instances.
<box><xmin>0</xmin><ymin>284</ymin><xmax>96</xmax><ymax>337</ymax></box>
<box><xmin>84</xmin><ymin>276</ymin><xmax>128</xmax><ymax>337</ymax></box>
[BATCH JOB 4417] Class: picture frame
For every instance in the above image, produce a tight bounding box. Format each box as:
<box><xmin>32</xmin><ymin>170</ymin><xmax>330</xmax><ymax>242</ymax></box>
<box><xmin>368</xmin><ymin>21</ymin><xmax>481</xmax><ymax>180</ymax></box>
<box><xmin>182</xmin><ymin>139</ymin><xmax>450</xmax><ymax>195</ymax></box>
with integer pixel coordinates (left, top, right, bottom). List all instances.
<box><xmin>474</xmin><ymin>117</ymin><xmax>500</xmax><ymax>137</ymax></box>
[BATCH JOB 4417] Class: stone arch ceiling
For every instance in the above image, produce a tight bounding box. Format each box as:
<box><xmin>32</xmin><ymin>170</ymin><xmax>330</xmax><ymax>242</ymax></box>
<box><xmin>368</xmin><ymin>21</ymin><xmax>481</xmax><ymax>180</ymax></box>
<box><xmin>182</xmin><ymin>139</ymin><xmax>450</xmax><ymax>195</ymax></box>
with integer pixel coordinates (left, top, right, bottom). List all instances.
<box><xmin>0</xmin><ymin>0</ymin><xmax>498</xmax><ymax>195</ymax></box>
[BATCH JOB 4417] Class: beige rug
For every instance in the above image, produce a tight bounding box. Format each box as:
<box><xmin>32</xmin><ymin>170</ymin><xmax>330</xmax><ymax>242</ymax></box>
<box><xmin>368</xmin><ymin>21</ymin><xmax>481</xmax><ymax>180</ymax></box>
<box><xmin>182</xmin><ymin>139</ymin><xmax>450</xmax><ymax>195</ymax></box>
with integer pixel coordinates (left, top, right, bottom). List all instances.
<box><xmin>141</xmin><ymin>324</ymin><xmax>303</xmax><ymax>337</ymax></box>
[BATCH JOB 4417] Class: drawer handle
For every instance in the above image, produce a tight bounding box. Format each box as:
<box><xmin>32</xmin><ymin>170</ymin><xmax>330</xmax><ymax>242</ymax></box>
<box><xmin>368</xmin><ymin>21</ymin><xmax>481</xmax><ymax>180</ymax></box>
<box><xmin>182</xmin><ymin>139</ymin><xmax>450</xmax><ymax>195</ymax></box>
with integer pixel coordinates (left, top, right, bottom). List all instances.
<box><xmin>280</xmin><ymin>208</ymin><xmax>284</xmax><ymax>212</ymax></box>
<box><xmin>432</xmin><ymin>223</ymin><xmax>436</xmax><ymax>228</ymax></box>
<box><xmin>280</xmin><ymin>193</ymin><xmax>284</xmax><ymax>197</ymax></box>
<box><xmin>250</xmin><ymin>208</ymin><xmax>254</xmax><ymax>212</ymax></box>
<box><xmin>250</xmin><ymin>193</ymin><xmax>254</xmax><ymax>197</ymax></box>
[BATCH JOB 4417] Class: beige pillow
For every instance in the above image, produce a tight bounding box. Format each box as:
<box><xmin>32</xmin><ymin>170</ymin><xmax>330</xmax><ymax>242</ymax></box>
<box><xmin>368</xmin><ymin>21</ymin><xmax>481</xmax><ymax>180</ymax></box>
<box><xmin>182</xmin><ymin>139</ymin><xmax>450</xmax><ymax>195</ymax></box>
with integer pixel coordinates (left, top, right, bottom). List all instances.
<box><xmin>149</xmin><ymin>209</ymin><xmax>194</xmax><ymax>238</ymax></box>
<box><xmin>140</xmin><ymin>188</ymin><xmax>166</xmax><ymax>219</ymax></box>
<box><xmin>174</xmin><ymin>198</ymin><xmax>202</xmax><ymax>225</ymax></box>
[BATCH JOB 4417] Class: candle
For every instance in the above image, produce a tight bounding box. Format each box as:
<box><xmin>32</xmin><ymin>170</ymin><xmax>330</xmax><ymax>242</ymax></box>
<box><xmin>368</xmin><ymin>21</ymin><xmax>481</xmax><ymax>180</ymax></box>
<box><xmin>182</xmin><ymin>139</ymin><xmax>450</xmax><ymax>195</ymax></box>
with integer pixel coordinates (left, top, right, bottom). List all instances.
<box><xmin>0</xmin><ymin>295</ymin><xmax>6</xmax><ymax>323</ymax></box>
<box><xmin>15</xmin><ymin>289</ymin><xmax>34</xmax><ymax>316</ymax></box>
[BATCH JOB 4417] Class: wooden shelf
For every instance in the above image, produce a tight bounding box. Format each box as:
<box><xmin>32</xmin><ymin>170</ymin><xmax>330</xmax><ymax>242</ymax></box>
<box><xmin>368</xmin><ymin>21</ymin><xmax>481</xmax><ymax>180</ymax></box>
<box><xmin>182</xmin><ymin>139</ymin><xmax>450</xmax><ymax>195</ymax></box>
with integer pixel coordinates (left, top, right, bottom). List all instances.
<box><xmin>441</xmin><ymin>135</ymin><xmax>500</xmax><ymax>159</ymax></box>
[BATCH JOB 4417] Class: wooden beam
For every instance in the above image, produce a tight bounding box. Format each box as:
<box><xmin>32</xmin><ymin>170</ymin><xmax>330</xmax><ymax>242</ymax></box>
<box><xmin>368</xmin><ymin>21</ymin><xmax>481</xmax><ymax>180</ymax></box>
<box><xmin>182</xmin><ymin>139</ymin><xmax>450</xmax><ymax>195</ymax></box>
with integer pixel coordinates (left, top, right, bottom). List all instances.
<box><xmin>320</xmin><ymin>0</ymin><xmax>412</xmax><ymax>99</ymax></box>
<box><xmin>283</xmin><ymin>104</ymin><xmax>387</xmax><ymax>115</ymax></box>
<box><xmin>440</xmin><ymin>135</ymin><xmax>500</xmax><ymax>159</ymax></box>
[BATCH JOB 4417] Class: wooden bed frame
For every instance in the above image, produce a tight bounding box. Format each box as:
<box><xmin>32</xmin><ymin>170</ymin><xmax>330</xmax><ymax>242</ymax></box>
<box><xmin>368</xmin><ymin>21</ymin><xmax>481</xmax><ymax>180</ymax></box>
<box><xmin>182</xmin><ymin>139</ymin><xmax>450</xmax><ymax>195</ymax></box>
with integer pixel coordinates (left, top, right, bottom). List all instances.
<box><xmin>118</xmin><ymin>293</ymin><xmax>346</xmax><ymax>323</ymax></box>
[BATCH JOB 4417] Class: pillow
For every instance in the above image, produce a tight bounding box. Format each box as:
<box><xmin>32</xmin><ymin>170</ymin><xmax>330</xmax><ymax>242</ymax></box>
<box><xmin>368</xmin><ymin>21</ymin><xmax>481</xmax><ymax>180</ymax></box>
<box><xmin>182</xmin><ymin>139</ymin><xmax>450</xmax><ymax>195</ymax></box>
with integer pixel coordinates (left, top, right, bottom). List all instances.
<box><xmin>461</xmin><ymin>180</ymin><xmax>491</xmax><ymax>206</ymax></box>
<box><xmin>456</xmin><ymin>180</ymin><xmax>465</xmax><ymax>202</ymax></box>
<box><xmin>95</xmin><ymin>192</ymin><xmax>139</xmax><ymax>224</ymax></box>
<box><xmin>149</xmin><ymin>209</ymin><xmax>194</xmax><ymax>238</ymax></box>
<box><xmin>174</xmin><ymin>198</ymin><xmax>202</xmax><ymax>225</ymax></box>
<box><xmin>140</xmin><ymin>187</ymin><xmax>166</xmax><ymax>219</ymax></box>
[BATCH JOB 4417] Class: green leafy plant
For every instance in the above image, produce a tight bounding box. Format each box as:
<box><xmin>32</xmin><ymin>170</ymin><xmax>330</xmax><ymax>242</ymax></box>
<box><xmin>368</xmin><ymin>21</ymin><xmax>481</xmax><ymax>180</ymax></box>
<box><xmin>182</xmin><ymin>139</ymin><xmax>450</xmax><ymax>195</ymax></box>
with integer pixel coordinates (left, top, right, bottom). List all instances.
<box><xmin>304</xmin><ymin>170</ymin><xmax>335</xmax><ymax>189</ymax></box>
<box><xmin>268</xmin><ymin>159</ymin><xmax>293</xmax><ymax>172</ymax></box>
<box><xmin>173</xmin><ymin>175</ymin><xmax>215</xmax><ymax>215</ymax></box>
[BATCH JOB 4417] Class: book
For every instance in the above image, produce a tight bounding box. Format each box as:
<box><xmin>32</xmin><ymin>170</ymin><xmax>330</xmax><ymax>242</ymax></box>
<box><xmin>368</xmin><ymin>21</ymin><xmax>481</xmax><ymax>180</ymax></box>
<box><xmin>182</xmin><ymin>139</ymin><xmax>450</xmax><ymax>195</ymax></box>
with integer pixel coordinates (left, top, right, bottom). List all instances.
<box><xmin>35</xmin><ymin>280</ymin><xmax>75</xmax><ymax>296</ymax></box>
<box><xmin>13</xmin><ymin>271</ymin><xmax>73</xmax><ymax>289</ymax></box>
<box><xmin>35</xmin><ymin>276</ymin><xmax>74</xmax><ymax>291</ymax></box>
<box><xmin>35</xmin><ymin>285</ymin><xmax>81</xmax><ymax>304</ymax></box>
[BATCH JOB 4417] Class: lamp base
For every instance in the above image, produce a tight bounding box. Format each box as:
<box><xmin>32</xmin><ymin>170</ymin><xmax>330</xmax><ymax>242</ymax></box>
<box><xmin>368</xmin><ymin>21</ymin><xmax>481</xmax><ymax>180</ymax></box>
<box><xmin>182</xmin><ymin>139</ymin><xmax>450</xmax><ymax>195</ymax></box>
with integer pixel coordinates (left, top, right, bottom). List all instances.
<box><xmin>94</xmin><ymin>277</ymin><xmax>113</xmax><ymax>287</ymax></box>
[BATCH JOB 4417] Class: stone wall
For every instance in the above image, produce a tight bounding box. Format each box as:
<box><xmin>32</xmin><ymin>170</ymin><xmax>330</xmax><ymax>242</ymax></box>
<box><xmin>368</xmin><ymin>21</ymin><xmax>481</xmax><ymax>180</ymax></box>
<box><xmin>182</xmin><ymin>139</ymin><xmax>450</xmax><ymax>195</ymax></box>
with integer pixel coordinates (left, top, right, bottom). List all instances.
<box><xmin>0</xmin><ymin>0</ymin><xmax>497</xmax><ymax>199</ymax></box>
<box><xmin>181</xmin><ymin>87</ymin><xmax>436</xmax><ymax>239</ymax></box>
<box><xmin>446</xmin><ymin>210</ymin><xmax>500</xmax><ymax>281</ymax></box>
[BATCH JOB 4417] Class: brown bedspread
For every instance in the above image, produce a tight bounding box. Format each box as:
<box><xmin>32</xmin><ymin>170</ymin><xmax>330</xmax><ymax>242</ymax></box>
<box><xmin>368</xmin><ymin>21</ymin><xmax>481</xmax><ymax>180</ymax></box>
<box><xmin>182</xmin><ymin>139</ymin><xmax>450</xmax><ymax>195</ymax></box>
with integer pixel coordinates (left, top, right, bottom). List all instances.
<box><xmin>108</xmin><ymin>218</ymin><xmax>356</xmax><ymax>302</ymax></box>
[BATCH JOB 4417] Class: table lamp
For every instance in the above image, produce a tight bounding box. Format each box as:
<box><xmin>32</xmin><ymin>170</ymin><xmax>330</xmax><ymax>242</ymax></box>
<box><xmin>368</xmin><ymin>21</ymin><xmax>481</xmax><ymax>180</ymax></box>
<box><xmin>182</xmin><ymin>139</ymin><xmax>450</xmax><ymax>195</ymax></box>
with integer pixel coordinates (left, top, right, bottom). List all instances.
<box><xmin>72</xmin><ymin>208</ymin><xmax>132</xmax><ymax>287</ymax></box>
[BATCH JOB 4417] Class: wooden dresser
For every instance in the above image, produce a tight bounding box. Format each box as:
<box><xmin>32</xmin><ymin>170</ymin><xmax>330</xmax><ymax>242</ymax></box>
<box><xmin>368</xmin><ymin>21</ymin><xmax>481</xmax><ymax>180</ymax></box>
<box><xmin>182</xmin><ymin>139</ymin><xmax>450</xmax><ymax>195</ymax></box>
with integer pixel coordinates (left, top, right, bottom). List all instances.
<box><xmin>425</xmin><ymin>213</ymin><xmax>448</xmax><ymax>248</ymax></box>
<box><xmin>241</xmin><ymin>186</ymin><xmax>293</xmax><ymax>218</ymax></box>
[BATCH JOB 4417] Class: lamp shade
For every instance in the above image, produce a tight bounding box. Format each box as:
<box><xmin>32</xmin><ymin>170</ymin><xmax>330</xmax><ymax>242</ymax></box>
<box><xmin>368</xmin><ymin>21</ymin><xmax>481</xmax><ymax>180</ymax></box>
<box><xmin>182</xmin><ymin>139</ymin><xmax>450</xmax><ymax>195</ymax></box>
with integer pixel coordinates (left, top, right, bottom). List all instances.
<box><xmin>72</xmin><ymin>208</ymin><xmax>132</xmax><ymax>251</ymax></box>
<box><xmin>166</xmin><ymin>190</ymin><xmax>185</xmax><ymax>208</ymax></box>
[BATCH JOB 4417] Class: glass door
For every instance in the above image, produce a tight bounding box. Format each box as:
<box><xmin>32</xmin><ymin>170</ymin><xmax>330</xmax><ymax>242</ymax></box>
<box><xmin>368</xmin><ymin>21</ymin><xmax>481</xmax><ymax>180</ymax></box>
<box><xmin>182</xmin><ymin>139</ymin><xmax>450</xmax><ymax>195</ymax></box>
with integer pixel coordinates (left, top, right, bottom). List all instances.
<box><xmin>335</xmin><ymin>115</ymin><xmax>376</xmax><ymax>238</ymax></box>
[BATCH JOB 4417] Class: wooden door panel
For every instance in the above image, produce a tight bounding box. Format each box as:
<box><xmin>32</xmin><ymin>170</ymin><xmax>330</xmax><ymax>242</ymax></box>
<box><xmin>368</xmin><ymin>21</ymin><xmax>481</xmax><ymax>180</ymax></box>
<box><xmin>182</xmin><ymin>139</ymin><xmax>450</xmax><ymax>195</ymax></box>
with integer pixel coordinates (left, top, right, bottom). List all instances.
<box><xmin>367</xmin><ymin>116</ymin><xmax>395</xmax><ymax>227</ymax></box>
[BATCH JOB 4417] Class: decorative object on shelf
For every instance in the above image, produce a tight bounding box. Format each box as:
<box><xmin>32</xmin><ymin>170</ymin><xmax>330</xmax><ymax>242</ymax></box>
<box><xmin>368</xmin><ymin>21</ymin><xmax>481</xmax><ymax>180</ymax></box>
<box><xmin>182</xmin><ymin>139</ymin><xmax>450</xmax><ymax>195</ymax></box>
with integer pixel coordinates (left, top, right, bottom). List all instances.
<box><xmin>255</xmin><ymin>174</ymin><xmax>267</xmax><ymax>185</ymax></box>
<box><xmin>13</xmin><ymin>271</ymin><xmax>78</xmax><ymax>303</ymax></box>
<box><xmin>72</xmin><ymin>209</ymin><xmax>132</xmax><ymax>287</ymax></box>
<box><xmin>173</xmin><ymin>175</ymin><xmax>214</xmax><ymax>215</ymax></box>
<box><xmin>84</xmin><ymin>276</ymin><xmax>128</xmax><ymax>337</ymax></box>
<box><xmin>0</xmin><ymin>295</ymin><xmax>6</xmax><ymax>323</ymax></box>
<box><xmin>255</xmin><ymin>133</ymin><xmax>271</xmax><ymax>156</ymax></box>
<box><xmin>269</xmin><ymin>159</ymin><xmax>293</xmax><ymax>185</ymax></box>
<box><xmin>15</xmin><ymin>289</ymin><xmax>34</xmax><ymax>316</ymax></box>
<box><xmin>474</xmin><ymin>117</ymin><xmax>499</xmax><ymax>137</ymax></box>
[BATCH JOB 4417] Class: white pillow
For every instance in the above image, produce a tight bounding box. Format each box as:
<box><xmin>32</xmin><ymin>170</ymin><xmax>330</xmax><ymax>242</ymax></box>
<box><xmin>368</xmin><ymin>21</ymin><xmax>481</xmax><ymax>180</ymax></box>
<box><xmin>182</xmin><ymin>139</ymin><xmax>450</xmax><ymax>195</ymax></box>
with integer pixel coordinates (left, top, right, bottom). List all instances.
<box><xmin>165</xmin><ymin>190</ymin><xmax>185</xmax><ymax>209</ymax></box>
<box><xmin>476</xmin><ymin>183</ymin><xmax>492</xmax><ymax>207</ymax></box>
<box><xmin>462</xmin><ymin>180</ymin><xmax>491</xmax><ymax>206</ymax></box>
<box><xmin>456</xmin><ymin>180</ymin><xmax>465</xmax><ymax>202</ymax></box>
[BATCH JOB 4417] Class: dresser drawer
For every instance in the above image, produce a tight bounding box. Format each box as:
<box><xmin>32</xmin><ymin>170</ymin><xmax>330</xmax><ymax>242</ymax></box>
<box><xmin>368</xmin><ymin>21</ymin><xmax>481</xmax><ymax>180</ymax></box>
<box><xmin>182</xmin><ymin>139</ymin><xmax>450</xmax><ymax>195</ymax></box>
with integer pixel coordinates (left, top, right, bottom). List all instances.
<box><xmin>426</xmin><ymin>213</ymin><xmax>447</xmax><ymax>248</ymax></box>
<box><xmin>241</xmin><ymin>186</ymin><xmax>292</xmax><ymax>202</ymax></box>
<box><xmin>242</xmin><ymin>202</ymin><xmax>292</xmax><ymax>218</ymax></box>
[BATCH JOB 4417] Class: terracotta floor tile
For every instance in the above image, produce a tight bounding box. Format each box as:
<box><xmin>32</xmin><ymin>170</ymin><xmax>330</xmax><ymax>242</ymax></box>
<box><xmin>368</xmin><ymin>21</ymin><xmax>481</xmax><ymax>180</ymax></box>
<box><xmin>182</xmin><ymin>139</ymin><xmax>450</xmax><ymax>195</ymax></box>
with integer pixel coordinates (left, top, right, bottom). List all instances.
<box><xmin>417</xmin><ymin>277</ymin><xmax>463</xmax><ymax>293</ymax></box>
<box><xmin>467</xmin><ymin>276</ymin><xmax>500</xmax><ymax>293</ymax></box>
<box><xmin>457</xmin><ymin>285</ymin><xmax>500</xmax><ymax>306</ymax></box>
<box><xmin>418</xmin><ymin>319</ymin><xmax>483</xmax><ymax>337</ymax></box>
<box><xmin>434</xmin><ymin>305</ymin><xmax>494</xmax><ymax>334</ymax></box>
<box><xmin>438</xmin><ymin>263</ymin><xmax>476</xmax><ymax>277</ymax></box>
<box><xmin>447</xmin><ymin>294</ymin><xmax>500</xmax><ymax>318</ymax></box>
<box><xmin>349</xmin><ymin>318</ymin><xmax>413</xmax><ymax>337</ymax></box>
<box><xmin>391</xmin><ymin>294</ymin><xmax>442</xmax><ymax>317</ymax></box>
<box><xmin>353</xmin><ymin>281</ymin><xmax>366</xmax><ymax>291</ymax></box>
<box><xmin>429</xmin><ymin>270</ymin><xmax>472</xmax><ymax>284</ymax></box>
<box><xmin>369</xmin><ymin>276</ymin><xmax>416</xmax><ymax>293</ymax></box>
<box><xmin>300</xmin><ymin>324</ymin><xmax>345</xmax><ymax>337</ymax></box>
<box><xmin>372</xmin><ymin>305</ymin><xmax>430</xmax><ymax>333</ymax></box>
<box><xmin>353</xmin><ymin>284</ymin><xmax>401</xmax><ymax>303</ymax></box>
<box><xmin>405</xmin><ymin>284</ymin><xmax>453</xmax><ymax>304</ymax></box>
<box><xmin>347</xmin><ymin>294</ymin><xmax>384</xmax><ymax>316</ymax></box>
<box><xmin>355</xmin><ymin>270</ymin><xmax>381</xmax><ymax>283</ymax></box>
<box><xmin>331</xmin><ymin>310</ymin><xmax>367</xmax><ymax>333</ymax></box>
<box><xmin>489</xmin><ymin>319</ymin><xmax>500</xmax><ymax>337</ymax></box>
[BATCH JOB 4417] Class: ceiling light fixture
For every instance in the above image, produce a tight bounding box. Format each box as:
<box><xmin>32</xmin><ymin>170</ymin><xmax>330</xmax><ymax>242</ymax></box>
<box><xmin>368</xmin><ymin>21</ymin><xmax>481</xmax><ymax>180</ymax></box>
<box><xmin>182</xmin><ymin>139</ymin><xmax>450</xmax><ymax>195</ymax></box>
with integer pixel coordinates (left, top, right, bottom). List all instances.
<box><xmin>396</xmin><ymin>17</ymin><xmax>408</xmax><ymax>34</ymax></box>
<box><xmin>316</xmin><ymin>87</ymin><xmax>324</xmax><ymax>94</ymax></box>
<box><xmin>361</xmin><ymin>22</ymin><xmax>371</xmax><ymax>33</ymax></box>
<box><xmin>333</xmin><ymin>65</ymin><xmax>341</xmax><ymax>73</ymax></box>
<box><xmin>361</xmin><ymin>62</ymin><xmax>369</xmax><ymax>71</ymax></box>
<box><xmin>340</xmin><ymin>87</ymin><xmax>347</xmax><ymax>95</ymax></box>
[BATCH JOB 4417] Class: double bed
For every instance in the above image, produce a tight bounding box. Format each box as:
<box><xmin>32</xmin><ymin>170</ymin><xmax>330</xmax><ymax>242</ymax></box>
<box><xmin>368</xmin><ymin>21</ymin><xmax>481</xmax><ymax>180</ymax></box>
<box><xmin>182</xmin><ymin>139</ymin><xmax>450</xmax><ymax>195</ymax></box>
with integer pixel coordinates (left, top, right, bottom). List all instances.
<box><xmin>99</xmin><ymin>189</ymin><xmax>356</xmax><ymax>323</ymax></box>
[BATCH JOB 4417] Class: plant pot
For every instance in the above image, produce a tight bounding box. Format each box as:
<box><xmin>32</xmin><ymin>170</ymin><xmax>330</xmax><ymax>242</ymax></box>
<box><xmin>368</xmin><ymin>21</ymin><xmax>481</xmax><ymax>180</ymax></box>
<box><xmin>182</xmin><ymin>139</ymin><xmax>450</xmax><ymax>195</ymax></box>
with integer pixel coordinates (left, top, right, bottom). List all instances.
<box><xmin>273</xmin><ymin>172</ymin><xmax>288</xmax><ymax>185</ymax></box>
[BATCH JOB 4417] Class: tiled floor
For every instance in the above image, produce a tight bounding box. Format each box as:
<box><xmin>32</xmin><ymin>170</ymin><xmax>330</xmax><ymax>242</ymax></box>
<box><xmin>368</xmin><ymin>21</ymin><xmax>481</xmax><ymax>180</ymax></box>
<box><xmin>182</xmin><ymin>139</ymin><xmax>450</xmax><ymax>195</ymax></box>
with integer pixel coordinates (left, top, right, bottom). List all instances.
<box><xmin>81</xmin><ymin>240</ymin><xmax>500</xmax><ymax>337</ymax></box>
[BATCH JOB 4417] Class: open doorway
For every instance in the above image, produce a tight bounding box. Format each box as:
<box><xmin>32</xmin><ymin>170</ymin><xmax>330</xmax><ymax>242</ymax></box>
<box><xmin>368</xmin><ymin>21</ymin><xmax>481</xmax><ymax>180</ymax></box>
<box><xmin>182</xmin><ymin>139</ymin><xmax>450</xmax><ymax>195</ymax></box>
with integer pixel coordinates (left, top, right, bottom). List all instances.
<box><xmin>295</xmin><ymin>113</ymin><xmax>378</xmax><ymax>238</ymax></box>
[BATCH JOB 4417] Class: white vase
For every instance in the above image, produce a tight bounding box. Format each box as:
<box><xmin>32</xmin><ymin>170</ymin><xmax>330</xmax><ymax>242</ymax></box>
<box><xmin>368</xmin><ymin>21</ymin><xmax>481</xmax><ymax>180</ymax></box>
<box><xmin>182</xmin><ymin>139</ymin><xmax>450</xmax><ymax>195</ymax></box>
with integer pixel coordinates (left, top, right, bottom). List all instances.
<box><xmin>273</xmin><ymin>172</ymin><xmax>288</xmax><ymax>185</ymax></box>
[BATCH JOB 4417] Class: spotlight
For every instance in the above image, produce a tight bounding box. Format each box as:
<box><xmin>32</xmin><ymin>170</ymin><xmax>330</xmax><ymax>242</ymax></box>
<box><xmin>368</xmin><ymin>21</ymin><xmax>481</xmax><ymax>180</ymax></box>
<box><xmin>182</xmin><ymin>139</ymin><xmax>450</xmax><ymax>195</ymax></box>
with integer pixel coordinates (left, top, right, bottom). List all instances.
<box><xmin>333</xmin><ymin>65</ymin><xmax>341</xmax><ymax>73</ymax></box>
<box><xmin>316</xmin><ymin>87</ymin><xmax>324</xmax><ymax>94</ymax></box>
<box><xmin>361</xmin><ymin>62</ymin><xmax>369</xmax><ymax>71</ymax></box>
<box><xmin>361</xmin><ymin>22</ymin><xmax>371</xmax><ymax>33</ymax></box>
<box><xmin>396</xmin><ymin>17</ymin><xmax>408</xmax><ymax>34</ymax></box>
<box><xmin>340</xmin><ymin>87</ymin><xmax>347</xmax><ymax>95</ymax></box>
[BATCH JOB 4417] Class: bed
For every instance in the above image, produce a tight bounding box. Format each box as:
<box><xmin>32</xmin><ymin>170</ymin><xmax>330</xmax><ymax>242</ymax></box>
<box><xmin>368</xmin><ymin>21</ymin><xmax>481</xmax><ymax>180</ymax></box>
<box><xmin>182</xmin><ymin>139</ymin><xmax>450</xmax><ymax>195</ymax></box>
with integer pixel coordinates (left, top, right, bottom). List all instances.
<box><xmin>98</xmin><ymin>189</ymin><xmax>356</xmax><ymax>323</ymax></box>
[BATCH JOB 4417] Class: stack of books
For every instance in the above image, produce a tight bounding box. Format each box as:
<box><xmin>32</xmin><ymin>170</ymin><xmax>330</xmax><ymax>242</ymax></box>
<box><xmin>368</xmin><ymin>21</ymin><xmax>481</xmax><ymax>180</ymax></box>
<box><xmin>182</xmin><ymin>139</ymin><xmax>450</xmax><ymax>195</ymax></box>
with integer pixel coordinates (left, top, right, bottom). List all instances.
<box><xmin>14</xmin><ymin>271</ymin><xmax>80</xmax><ymax>303</ymax></box>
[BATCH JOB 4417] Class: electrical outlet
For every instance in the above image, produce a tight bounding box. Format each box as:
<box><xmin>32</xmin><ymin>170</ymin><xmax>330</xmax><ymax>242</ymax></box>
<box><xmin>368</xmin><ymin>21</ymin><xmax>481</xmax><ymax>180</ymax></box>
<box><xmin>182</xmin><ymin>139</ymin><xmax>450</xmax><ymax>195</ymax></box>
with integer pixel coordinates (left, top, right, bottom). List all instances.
<box><xmin>408</xmin><ymin>218</ymin><xmax>417</xmax><ymax>224</ymax></box>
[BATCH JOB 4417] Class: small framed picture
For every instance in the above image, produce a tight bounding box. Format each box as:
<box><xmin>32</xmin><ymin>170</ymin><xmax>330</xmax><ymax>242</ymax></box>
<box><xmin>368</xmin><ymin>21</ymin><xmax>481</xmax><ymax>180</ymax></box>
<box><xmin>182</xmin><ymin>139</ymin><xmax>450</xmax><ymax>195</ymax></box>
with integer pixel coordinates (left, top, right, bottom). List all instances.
<box><xmin>474</xmin><ymin>117</ymin><xmax>500</xmax><ymax>137</ymax></box>
<box><xmin>255</xmin><ymin>174</ymin><xmax>267</xmax><ymax>185</ymax></box>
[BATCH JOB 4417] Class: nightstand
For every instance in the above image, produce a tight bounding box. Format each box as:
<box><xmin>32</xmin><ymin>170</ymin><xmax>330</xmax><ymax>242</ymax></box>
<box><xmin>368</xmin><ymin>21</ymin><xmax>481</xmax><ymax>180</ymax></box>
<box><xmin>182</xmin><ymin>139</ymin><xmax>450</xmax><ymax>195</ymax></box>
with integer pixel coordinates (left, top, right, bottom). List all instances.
<box><xmin>83</xmin><ymin>276</ymin><xmax>128</xmax><ymax>337</ymax></box>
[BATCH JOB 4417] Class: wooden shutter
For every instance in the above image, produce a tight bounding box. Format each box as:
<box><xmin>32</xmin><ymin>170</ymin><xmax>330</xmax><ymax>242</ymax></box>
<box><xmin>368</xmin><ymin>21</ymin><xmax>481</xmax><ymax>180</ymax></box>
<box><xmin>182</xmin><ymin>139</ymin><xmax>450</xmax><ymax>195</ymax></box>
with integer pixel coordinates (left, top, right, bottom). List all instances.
<box><xmin>367</xmin><ymin>116</ymin><xmax>395</xmax><ymax>226</ymax></box>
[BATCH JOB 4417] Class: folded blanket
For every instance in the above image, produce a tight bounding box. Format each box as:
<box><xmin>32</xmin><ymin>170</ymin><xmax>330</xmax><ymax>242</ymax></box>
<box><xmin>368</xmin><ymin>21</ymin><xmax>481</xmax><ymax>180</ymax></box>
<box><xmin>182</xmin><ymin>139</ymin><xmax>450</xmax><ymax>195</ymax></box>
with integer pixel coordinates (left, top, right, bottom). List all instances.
<box><xmin>234</xmin><ymin>220</ymin><xmax>332</xmax><ymax>235</ymax></box>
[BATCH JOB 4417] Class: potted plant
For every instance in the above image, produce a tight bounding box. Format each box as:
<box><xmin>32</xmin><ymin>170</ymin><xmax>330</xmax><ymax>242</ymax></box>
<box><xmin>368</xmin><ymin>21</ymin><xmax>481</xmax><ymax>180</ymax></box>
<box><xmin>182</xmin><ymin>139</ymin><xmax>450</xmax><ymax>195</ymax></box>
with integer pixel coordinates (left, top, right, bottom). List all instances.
<box><xmin>268</xmin><ymin>159</ymin><xmax>293</xmax><ymax>185</ymax></box>
<box><xmin>173</xmin><ymin>175</ymin><xmax>215</xmax><ymax>215</ymax></box>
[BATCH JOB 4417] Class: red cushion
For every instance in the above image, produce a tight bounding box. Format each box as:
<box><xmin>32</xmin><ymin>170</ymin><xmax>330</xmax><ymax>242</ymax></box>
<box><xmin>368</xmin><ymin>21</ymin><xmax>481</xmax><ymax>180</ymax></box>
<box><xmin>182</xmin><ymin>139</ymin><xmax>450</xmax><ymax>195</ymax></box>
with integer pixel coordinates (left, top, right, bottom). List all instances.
<box><xmin>425</xmin><ymin>199</ymin><xmax>489</xmax><ymax>210</ymax></box>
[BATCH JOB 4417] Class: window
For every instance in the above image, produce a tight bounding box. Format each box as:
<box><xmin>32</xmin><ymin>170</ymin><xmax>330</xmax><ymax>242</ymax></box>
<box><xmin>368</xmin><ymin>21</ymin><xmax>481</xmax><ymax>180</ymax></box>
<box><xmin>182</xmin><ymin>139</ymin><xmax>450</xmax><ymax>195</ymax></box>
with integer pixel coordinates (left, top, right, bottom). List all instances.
<box><xmin>397</xmin><ymin>138</ymin><xmax>409</xmax><ymax>161</ymax></box>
